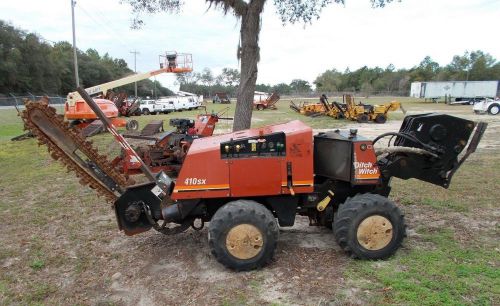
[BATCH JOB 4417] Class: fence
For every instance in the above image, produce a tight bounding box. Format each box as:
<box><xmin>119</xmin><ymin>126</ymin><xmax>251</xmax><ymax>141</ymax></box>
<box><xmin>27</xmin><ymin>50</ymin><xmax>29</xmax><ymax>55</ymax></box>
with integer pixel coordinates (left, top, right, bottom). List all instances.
<box><xmin>0</xmin><ymin>94</ymin><xmax>66</xmax><ymax>107</ymax></box>
<box><xmin>284</xmin><ymin>90</ymin><xmax>409</xmax><ymax>99</ymax></box>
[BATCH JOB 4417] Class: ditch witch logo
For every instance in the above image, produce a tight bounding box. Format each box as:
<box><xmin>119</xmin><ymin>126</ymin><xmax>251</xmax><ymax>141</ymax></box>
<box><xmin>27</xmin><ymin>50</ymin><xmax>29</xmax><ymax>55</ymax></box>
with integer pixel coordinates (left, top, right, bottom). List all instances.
<box><xmin>354</xmin><ymin>161</ymin><xmax>379</xmax><ymax>178</ymax></box>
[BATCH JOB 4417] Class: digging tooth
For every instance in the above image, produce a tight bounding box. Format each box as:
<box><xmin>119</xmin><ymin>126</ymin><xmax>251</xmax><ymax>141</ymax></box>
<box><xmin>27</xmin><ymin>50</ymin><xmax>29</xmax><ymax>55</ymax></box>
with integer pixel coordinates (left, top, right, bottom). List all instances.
<box><xmin>21</xmin><ymin>99</ymin><xmax>120</xmax><ymax>202</ymax></box>
<box><xmin>50</xmin><ymin>152</ymin><xmax>59</xmax><ymax>160</ymax></box>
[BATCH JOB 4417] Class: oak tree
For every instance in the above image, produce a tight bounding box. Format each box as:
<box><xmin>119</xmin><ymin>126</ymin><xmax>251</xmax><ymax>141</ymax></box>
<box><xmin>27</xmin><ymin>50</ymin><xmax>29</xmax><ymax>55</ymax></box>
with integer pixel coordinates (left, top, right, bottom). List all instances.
<box><xmin>123</xmin><ymin>1</ymin><xmax>396</xmax><ymax>130</ymax></box>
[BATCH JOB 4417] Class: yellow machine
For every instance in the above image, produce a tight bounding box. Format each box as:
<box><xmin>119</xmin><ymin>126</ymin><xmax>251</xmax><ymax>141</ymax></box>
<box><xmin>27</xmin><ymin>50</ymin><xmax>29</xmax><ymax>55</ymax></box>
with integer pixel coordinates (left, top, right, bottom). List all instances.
<box><xmin>342</xmin><ymin>94</ymin><xmax>404</xmax><ymax>123</ymax></box>
<box><xmin>290</xmin><ymin>101</ymin><xmax>329</xmax><ymax>116</ymax></box>
<box><xmin>290</xmin><ymin>95</ymin><xmax>404</xmax><ymax>123</ymax></box>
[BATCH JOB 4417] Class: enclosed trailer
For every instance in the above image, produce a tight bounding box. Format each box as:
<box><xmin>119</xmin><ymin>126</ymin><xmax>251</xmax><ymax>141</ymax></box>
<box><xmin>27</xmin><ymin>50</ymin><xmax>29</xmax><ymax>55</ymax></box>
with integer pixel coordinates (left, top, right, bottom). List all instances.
<box><xmin>410</xmin><ymin>81</ymin><xmax>500</xmax><ymax>100</ymax></box>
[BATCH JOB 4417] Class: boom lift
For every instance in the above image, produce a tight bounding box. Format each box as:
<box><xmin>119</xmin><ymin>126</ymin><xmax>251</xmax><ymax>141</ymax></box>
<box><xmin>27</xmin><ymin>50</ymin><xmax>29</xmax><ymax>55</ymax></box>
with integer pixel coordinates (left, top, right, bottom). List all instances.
<box><xmin>65</xmin><ymin>52</ymin><xmax>193</xmax><ymax>129</ymax></box>
<box><xmin>22</xmin><ymin>90</ymin><xmax>486</xmax><ymax>271</ymax></box>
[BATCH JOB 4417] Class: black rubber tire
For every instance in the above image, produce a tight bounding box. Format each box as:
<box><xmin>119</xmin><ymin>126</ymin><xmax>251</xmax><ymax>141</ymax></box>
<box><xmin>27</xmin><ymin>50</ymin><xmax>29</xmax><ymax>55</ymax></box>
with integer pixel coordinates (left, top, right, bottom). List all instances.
<box><xmin>487</xmin><ymin>104</ymin><xmax>500</xmax><ymax>115</ymax></box>
<box><xmin>125</xmin><ymin>119</ymin><xmax>139</xmax><ymax>131</ymax></box>
<box><xmin>357</xmin><ymin>114</ymin><xmax>369</xmax><ymax>123</ymax></box>
<box><xmin>375</xmin><ymin>114</ymin><xmax>387</xmax><ymax>124</ymax></box>
<box><xmin>69</xmin><ymin>120</ymin><xmax>81</xmax><ymax>127</ymax></box>
<box><xmin>208</xmin><ymin>200</ymin><xmax>279</xmax><ymax>271</ymax></box>
<box><xmin>256</xmin><ymin>104</ymin><xmax>264</xmax><ymax>111</ymax></box>
<box><xmin>333</xmin><ymin>193</ymin><xmax>405</xmax><ymax>260</ymax></box>
<box><xmin>142</xmin><ymin>109</ymin><xmax>150</xmax><ymax>115</ymax></box>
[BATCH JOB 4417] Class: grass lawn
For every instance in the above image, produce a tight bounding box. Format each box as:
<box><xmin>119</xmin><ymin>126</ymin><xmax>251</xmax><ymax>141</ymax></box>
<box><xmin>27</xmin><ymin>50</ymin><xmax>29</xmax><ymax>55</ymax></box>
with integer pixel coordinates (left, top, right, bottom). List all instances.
<box><xmin>0</xmin><ymin>97</ymin><xmax>498</xmax><ymax>305</ymax></box>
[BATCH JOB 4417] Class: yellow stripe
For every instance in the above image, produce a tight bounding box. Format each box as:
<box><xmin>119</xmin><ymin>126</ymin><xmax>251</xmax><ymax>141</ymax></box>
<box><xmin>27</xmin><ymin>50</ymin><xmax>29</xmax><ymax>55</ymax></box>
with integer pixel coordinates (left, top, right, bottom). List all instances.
<box><xmin>174</xmin><ymin>184</ymin><xmax>230</xmax><ymax>193</ymax></box>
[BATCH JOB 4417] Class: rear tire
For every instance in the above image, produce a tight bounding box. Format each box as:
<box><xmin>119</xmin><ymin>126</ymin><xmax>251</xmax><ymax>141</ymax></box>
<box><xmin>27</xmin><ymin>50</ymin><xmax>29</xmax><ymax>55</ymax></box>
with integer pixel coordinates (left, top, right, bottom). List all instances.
<box><xmin>208</xmin><ymin>200</ymin><xmax>278</xmax><ymax>271</ymax></box>
<box><xmin>256</xmin><ymin>104</ymin><xmax>264</xmax><ymax>111</ymax></box>
<box><xmin>333</xmin><ymin>193</ymin><xmax>405</xmax><ymax>260</ymax></box>
<box><xmin>142</xmin><ymin>109</ymin><xmax>150</xmax><ymax>115</ymax></box>
<box><xmin>488</xmin><ymin>104</ymin><xmax>499</xmax><ymax>115</ymax></box>
<box><xmin>375</xmin><ymin>114</ymin><xmax>387</xmax><ymax>124</ymax></box>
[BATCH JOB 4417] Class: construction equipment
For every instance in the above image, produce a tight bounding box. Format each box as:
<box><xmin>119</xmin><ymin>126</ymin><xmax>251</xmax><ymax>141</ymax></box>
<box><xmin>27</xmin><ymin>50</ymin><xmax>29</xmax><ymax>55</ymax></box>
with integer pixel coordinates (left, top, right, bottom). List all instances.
<box><xmin>291</xmin><ymin>94</ymin><xmax>404</xmax><ymax>123</ymax></box>
<box><xmin>253</xmin><ymin>92</ymin><xmax>280</xmax><ymax>110</ymax></box>
<box><xmin>114</xmin><ymin>108</ymin><xmax>232</xmax><ymax>177</ymax></box>
<box><xmin>65</xmin><ymin>52</ymin><xmax>193</xmax><ymax>131</ymax></box>
<box><xmin>212</xmin><ymin>92</ymin><xmax>231</xmax><ymax>104</ymax></box>
<box><xmin>290</xmin><ymin>100</ymin><xmax>328</xmax><ymax>116</ymax></box>
<box><xmin>340</xmin><ymin>94</ymin><xmax>404</xmax><ymax>123</ymax></box>
<box><xmin>22</xmin><ymin>92</ymin><xmax>486</xmax><ymax>271</ymax></box>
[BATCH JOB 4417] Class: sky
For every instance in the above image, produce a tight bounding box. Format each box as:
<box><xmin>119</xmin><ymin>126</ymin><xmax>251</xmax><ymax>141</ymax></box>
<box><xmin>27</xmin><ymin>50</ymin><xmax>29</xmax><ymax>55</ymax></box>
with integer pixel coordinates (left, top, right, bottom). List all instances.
<box><xmin>1</xmin><ymin>0</ymin><xmax>499</xmax><ymax>91</ymax></box>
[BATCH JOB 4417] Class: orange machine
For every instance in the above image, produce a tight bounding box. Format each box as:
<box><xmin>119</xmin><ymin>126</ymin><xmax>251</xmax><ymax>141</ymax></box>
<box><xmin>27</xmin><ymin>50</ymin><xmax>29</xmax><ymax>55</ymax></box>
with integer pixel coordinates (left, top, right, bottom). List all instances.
<box><xmin>173</xmin><ymin>120</ymin><xmax>314</xmax><ymax>200</ymax></box>
<box><xmin>22</xmin><ymin>89</ymin><xmax>487</xmax><ymax>271</ymax></box>
<box><xmin>114</xmin><ymin>109</ymin><xmax>232</xmax><ymax>177</ymax></box>
<box><xmin>65</xmin><ymin>52</ymin><xmax>193</xmax><ymax>128</ymax></box>
<box><xmin>253</xmin><ymin>92</ymin><xmax>280</xmax><ymax>110</ymax></box>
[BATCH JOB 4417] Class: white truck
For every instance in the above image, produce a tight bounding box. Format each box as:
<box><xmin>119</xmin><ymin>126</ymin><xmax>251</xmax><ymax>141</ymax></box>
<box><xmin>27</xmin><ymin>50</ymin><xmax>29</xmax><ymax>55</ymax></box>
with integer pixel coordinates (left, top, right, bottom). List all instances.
<box><xmin>176</xmin><ymin>91</ymin><xmax>203</xmax><ymax>110</ymax></box>
<box><xmin>156</xmin><ymin>97</ymin><xmax>183</xmax><ymax>112</ymax></box>
<box><xmin>473</xmin><ymin>98</ymin><xmax>500</xmax><ymax>115</ymax></box>
<box><xmin>156</xmin><ymin>95</ymin><xmax>202</xmax><ymax>111</ymax></box>
<box><xmin>140</xmin><ymin>99</ymin><xmax>174</xmax><ymax>115</ymax></box>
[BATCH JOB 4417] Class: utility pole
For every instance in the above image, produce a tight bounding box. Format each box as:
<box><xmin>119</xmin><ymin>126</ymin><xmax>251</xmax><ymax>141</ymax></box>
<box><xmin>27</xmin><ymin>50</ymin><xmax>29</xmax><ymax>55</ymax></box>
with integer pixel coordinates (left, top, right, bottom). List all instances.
<box><xmin>153</xmin><ymin>76</ymin><xmax>157</xmax><ymax>99</ymax></box>
<box><xmin>130</xmin><ymin>50</ymin><xmax>140</xmax><ymax>97</ymax></box>
<box><xmin>71</xmin><ymin>0</ymin><xmax>79</xmax><ymax>87</ymax></box>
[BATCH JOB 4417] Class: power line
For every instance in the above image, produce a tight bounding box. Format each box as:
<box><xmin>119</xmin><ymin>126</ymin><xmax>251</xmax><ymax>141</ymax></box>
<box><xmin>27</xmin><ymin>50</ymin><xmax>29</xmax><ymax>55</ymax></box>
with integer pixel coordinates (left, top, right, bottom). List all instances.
<box><xmin>76</xmin><ymin>2</ymin><xmax>130</xmax><ymax>50</ymax></box>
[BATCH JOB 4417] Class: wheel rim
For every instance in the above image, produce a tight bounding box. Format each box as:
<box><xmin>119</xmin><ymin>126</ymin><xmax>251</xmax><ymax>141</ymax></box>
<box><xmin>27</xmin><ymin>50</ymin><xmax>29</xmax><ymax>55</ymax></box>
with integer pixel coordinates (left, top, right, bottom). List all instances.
<box><xmin>356</xmin><ymin>215</ymin><xmax>393</xmax><ymax>250</ymax></box>
<box><xmin>127</xmin><ymin>120</ymin><xmax>138</xmax><ymax>131</ymax></box>
<box><xmin>226</xmin><ymin>224</ymin><xmax>263</xmax><ymax>260</ymax></box>
<box><xmin>491</xmin><ymin>106</ymin><xmax>499</xmax><ymax>115</ymax></box>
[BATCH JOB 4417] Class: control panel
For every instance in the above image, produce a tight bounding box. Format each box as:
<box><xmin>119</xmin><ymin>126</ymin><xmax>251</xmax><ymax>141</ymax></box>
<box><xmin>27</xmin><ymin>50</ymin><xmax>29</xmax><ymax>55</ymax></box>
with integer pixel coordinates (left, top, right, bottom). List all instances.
<box><xmin>220</xmin><ymin>132</ymin><xmax>286</xmax><ymax>159</ymax></box>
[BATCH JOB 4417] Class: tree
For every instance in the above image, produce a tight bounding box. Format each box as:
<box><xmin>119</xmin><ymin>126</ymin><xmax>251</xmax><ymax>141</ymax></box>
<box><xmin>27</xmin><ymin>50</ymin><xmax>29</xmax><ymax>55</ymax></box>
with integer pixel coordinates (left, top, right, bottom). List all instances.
<box><xmin>290</xmin><ymin>79</ymin><xmax>311</xmax><ymax>93</ymax></box>
<box><xmin>410</xmin><ymin>56</ymin><xmax>440</xmax><ymax>82</ymax></box>
<box><xmin>0</xmin><ymin>20</ymin><xmax>172</xmax><ymax>97</ymax></box>
<box><xmin>200</xmin><ymin>68</ymin><xmax>215</xmax><ymax>86</ymax></box>
<box><xmin>123</xmin><ymin>0</ymin><xmax>397</xmax><ymax>131</ymax></box>
<box><xmin>176</xmin><ymin>71</ymin><xmax>198</xmax><ymax>85</ymax></box>
<box><xmin>219</xmin><ymin>68</ymin><xmax>240</xmax><ymax>86</ymax></box>
<box><xmin>314</xmin><ymin>69</ymin><xmax>343</xmax><ymax>92</ymax></box>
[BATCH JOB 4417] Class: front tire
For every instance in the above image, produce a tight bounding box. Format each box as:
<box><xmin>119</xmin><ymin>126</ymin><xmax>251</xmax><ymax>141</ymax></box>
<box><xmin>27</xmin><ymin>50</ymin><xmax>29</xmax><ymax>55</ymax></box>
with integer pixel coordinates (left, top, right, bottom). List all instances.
<box><xmin>488</xmin><ymin>104</ymin><xmax>499</xmax><ymax>115</ymax></box>
<box><xmin>125</xmin><ymin>119</ymin><xmax>139</xmax><ymax>131</ymax></box>
<box><xmin>333</xmin><ymin>193</ymin><xmax>405</xmax><ymax>260</ymax></box>
<box><xmin>357</xmin><ymin>114</ymin><xmax>369</xmax><ymax>123</ymax></box>
<box><xmin>208</xmin><ymin>200</ymin><xmax>278</xmax><ymax>271</ymax></box>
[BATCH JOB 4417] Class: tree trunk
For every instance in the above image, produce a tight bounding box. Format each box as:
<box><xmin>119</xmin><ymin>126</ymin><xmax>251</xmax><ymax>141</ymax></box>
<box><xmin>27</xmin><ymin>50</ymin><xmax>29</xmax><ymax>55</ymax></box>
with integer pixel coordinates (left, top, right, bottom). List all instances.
<box><xmin>232</xmin><ymin>0</ymin><xmax>265</xmax><ymax>131</ymax></box>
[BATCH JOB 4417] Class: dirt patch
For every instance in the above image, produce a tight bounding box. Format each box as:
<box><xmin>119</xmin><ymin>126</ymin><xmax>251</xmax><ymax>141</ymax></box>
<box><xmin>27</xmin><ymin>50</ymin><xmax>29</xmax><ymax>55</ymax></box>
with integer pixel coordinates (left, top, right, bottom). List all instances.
<box><xmin>93</xmin><ymin>216</ymin><xmax>351</xmax><ymax>305</ymax></box>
